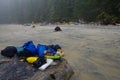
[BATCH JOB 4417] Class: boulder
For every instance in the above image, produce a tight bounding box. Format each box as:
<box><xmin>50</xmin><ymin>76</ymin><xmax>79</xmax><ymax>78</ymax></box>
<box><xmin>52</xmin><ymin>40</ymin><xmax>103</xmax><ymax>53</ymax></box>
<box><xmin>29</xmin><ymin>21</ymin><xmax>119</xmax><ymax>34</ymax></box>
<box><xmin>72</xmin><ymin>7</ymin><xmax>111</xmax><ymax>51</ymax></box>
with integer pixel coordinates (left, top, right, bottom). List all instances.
<box><xmin>0</xmin><ymin>57</ymin><xmax>74</xmax><ymax>80</ymax></box>
<box><xmin>54</xmin><ymin>26</ymin><xmax>62</xmax><ymax>32</ymax></box>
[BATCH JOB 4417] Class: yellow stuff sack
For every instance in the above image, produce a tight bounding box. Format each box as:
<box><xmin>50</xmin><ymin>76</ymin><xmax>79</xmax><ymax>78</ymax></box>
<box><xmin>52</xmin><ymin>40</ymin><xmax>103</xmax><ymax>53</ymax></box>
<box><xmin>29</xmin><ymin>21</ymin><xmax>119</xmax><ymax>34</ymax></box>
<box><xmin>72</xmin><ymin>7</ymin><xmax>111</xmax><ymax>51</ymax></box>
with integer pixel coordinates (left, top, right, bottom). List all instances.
<box><xmin>26</xmin><ymin>57</ymin><xmax>38</xmax><ymax>63</ymax></box>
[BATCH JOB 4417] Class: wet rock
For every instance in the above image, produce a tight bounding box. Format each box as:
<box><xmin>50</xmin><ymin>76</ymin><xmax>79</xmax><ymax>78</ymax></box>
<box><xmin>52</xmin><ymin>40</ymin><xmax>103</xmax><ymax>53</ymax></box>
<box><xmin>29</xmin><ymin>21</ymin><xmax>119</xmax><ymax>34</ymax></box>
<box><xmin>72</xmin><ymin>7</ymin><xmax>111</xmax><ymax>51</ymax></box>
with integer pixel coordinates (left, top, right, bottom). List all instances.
<box><xmin>0</xmin><ymin>58</ymin><xmax>74</xmax><ymax>80</ymax></box>
<box><xmin>0</xmin><ymin>58</ymin><xmax>12</xmax><ymax>65</ymax></box>
<box><xmin>54</xmin><ymin>26</ymin><xmax>62</xmax><ymax>32</ymax></box>
<box><xmin>29</xmin><ymin>58</ymin><xmax>74</xmax><ymax>80</ymax></box>
<box><xmin>0</xmin><ymin>57</ymin><xmax>36</xmax><ymax>80</ymax></box>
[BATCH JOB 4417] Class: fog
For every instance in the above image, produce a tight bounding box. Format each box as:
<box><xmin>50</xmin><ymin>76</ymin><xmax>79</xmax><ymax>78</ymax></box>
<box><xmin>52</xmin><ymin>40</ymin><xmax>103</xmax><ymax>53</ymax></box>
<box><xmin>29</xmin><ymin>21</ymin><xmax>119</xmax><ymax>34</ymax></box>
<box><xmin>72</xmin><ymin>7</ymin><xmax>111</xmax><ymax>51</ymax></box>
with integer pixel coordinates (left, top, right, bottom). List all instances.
<box><xmin>0</xmin><ymin>0</ymin><xmax>119</xmax><ymax>24</ymax></box>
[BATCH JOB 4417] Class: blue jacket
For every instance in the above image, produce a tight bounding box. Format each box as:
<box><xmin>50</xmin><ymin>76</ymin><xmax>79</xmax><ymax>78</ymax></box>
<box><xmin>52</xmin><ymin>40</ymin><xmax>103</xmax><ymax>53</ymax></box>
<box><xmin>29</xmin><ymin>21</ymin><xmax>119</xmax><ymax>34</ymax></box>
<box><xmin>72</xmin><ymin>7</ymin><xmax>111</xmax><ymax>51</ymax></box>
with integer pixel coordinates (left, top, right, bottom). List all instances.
<box><xmin>23</xmin><ymin>41</ymin><xmax>37</xmax><ymax>55</ymax></box>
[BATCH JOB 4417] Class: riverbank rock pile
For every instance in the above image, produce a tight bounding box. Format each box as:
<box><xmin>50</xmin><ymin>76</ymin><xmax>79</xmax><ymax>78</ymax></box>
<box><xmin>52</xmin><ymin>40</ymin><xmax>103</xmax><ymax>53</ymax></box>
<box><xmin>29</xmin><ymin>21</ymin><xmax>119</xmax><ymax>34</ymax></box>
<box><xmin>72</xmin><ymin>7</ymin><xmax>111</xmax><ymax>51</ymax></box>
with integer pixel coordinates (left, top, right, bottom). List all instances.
<box><xmin>0</xmin><ymin>57</ymin><xmax>74</xmax><ymax>80</ymax></box>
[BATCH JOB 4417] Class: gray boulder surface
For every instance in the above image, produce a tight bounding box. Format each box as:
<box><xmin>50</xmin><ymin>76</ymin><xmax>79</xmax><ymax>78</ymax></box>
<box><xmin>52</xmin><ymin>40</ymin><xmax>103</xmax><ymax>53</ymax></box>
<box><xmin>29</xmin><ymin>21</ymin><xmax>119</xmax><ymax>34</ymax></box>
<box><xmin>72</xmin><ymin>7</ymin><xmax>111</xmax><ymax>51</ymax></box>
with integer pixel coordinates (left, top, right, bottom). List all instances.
<box><xmin>0</xmin><ymin>57</ymin><xmax>74</xmax><ymax>80</ymax></box>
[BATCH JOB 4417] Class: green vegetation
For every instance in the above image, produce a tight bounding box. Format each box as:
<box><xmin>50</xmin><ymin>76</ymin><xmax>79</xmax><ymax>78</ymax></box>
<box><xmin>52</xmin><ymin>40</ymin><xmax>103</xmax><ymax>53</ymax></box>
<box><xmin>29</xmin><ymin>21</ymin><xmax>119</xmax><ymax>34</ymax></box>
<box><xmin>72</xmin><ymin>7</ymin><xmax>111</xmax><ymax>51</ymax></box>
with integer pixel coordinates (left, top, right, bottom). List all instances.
<box><xmin>97</xmin><ymin>12</ymin><xmax>119</xmax><ymax>25</ymax></box>
<box><xmin>0</xmin><ymin>0</ymin><xmax>120</xmax><ymax>23</ymax></box>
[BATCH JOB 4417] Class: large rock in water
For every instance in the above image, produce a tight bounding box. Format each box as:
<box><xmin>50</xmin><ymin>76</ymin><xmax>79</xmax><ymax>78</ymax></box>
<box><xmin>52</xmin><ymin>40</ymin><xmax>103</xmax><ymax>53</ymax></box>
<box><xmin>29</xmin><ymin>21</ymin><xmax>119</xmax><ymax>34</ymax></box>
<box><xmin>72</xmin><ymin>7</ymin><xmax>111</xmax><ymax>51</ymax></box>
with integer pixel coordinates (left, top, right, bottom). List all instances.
<box><xmin>0</xmin><ymin>57</ymin><xmax>74</xmax><ymax>80</ymax></box>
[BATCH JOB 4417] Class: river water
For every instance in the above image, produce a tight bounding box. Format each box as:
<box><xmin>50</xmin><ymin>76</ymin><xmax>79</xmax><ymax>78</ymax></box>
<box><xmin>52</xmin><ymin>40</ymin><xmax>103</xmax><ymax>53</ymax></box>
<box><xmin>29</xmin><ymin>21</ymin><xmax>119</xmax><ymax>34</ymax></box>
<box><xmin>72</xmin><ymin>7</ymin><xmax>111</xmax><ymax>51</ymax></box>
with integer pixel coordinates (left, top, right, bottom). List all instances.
<box><xmin>0</xmin><ymin>24</ymin><xmax>120</xmax><ymax>80</ymax></box>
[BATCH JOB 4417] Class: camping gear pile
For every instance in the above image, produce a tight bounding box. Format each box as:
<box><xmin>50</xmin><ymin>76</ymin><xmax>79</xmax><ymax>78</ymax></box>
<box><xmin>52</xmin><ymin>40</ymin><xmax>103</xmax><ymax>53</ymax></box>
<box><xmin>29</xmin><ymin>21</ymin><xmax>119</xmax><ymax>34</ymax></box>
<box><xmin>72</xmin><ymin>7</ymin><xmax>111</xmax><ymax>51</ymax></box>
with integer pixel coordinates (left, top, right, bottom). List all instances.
<box><xmin>1</xmin><ymin>41</ymin><xmax>64</xmax><ymax>71</ymax></box>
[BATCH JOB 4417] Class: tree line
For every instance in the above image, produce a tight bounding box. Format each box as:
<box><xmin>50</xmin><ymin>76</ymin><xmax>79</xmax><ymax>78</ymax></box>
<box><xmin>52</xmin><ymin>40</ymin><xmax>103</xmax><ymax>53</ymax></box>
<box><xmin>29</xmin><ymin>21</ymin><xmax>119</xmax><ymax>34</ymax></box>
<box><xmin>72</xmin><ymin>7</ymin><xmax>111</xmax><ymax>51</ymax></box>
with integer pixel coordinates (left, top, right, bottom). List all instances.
<box><xmin>0</xmin><ymin>0</ymin><xmax>120</xmax><ymax>24</ymax></box>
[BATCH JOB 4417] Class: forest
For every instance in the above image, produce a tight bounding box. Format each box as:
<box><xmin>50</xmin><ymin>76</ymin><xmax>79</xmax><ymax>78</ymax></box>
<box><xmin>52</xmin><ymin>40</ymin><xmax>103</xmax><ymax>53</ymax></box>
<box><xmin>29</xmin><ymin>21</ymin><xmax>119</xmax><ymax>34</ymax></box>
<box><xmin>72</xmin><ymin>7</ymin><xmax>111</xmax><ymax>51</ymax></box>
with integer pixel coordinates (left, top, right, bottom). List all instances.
<box><xmin>0</xmin><ymin>0</ymin><xmax>120</xmax><ymax>24</ymax></box>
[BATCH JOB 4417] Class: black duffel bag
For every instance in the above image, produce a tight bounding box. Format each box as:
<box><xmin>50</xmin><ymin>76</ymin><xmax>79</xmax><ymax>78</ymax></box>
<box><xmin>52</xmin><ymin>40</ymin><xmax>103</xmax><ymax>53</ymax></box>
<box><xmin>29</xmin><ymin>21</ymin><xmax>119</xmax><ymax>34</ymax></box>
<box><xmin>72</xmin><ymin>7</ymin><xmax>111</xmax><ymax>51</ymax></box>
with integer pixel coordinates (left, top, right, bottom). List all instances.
<box><xmin>1</xmin><ymin>46</ymin><xmax>17</xmax><ymax>58</ymax></box>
